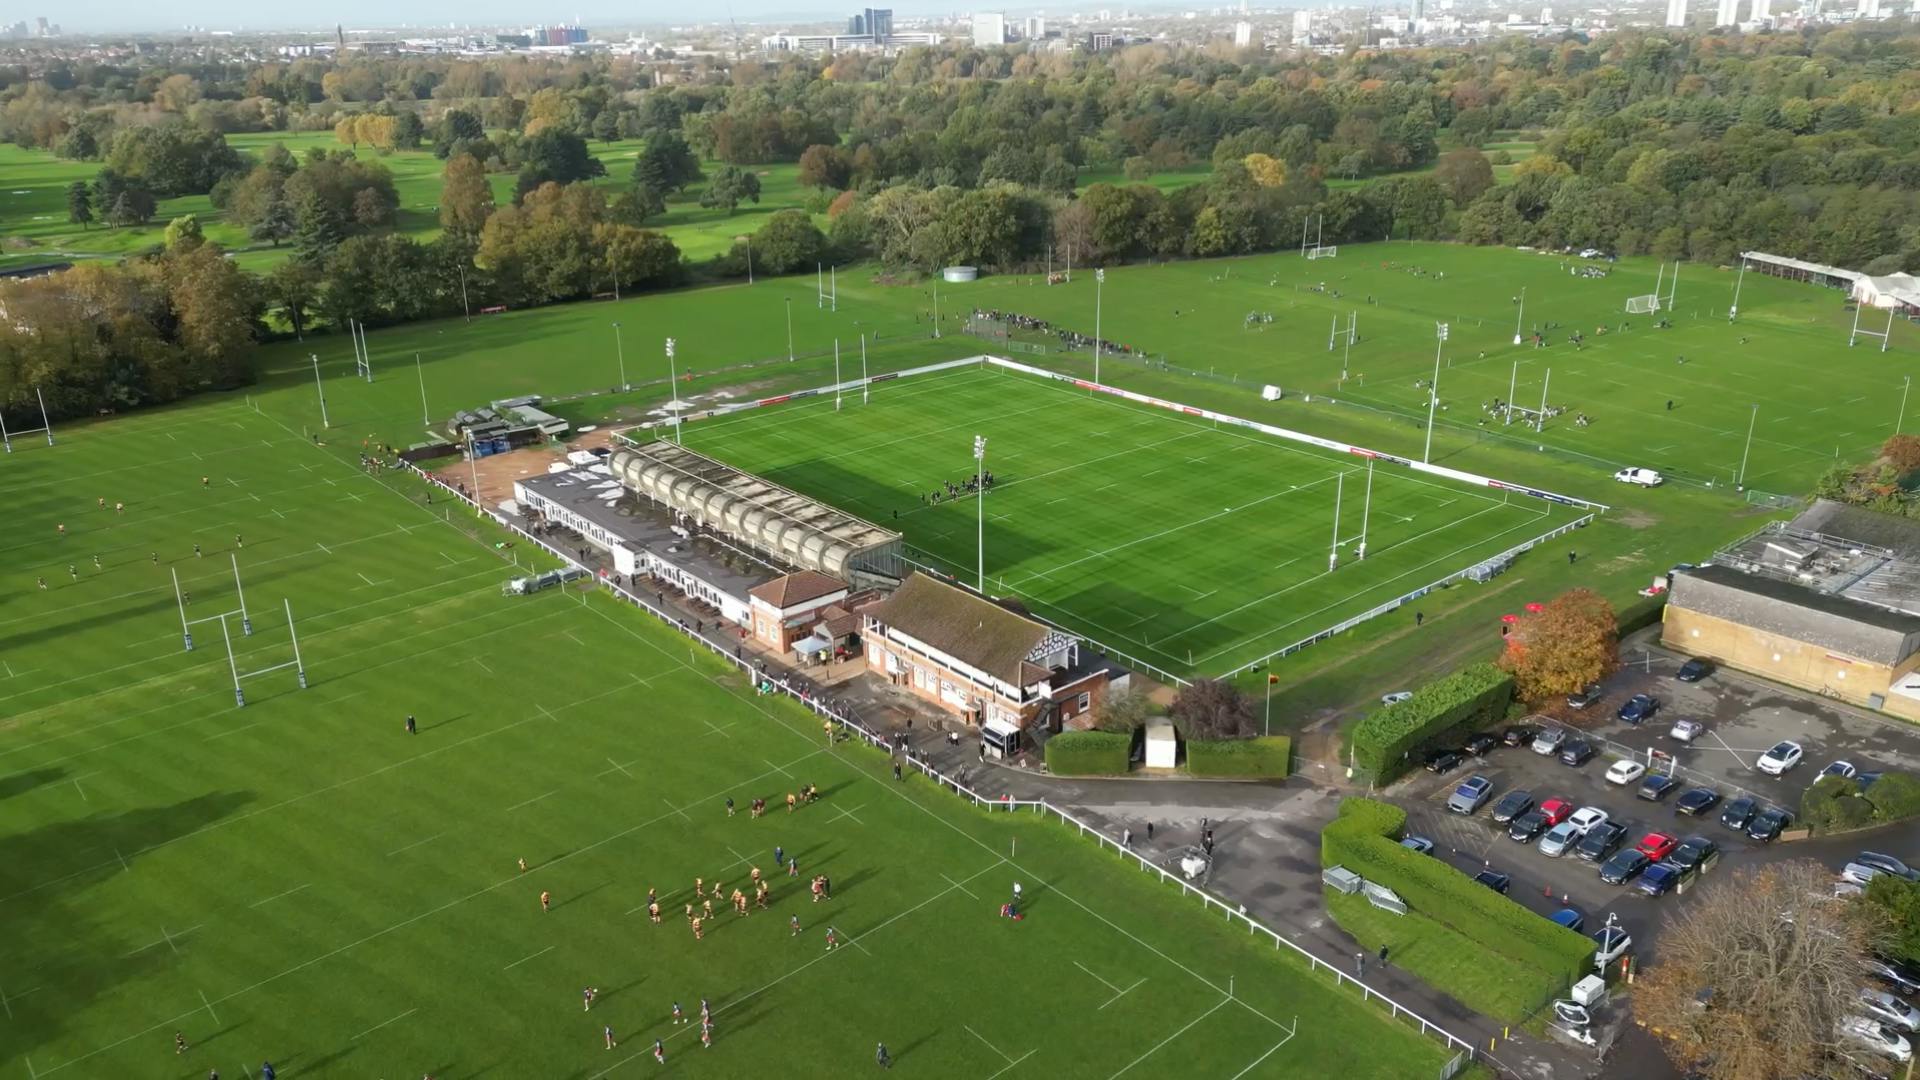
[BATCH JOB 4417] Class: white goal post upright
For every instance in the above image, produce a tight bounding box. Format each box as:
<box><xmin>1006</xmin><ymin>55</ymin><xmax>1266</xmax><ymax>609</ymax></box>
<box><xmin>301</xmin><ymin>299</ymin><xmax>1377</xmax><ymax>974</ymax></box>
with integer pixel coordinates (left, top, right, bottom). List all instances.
<box><xmin>225</xmin><ymin>598</ymin><xmax>311</xmax><ymax>707</ymax></box>
<box><xmin>1327</xmin><ymin>468</ymin><xmax>1344</xmax><ymax>573</ymax></box>
<box><xmin>1851</xmin><ymin>302</ymin><xmax>1897</xmax><ymax>352</ymax></box>
<box><xmin>816</xmin><ymin>264</ymin><xmax>837</xmax><ymax>311</ymax></box>
<box><xmin>0</xmin><ymin>386</ymin><xmax>55</xmax><ymax>453</ymax></box>
<box><xmin>173</xmin><ymin>553</ymin><xmax>257</xmax><ymax>652</ymax></box>
<box><xmin>1626</xmin><ymin>262</ymin><xmax>1667</xmax><ymax>315</ymax></box>
<box><xmin>351</xmin><ymin>319</ymin><xmax>372</xmax><ymax>383</ymax></box>
<box><xmin>1326</xmin><ymin>311</ymin><xmax>1356</xmax><ymax>352</ymax></box>
<box><xmin>1666</xmin><ymin>261</ymin><xmax>1679</xmax><ymax>312</ymax></box>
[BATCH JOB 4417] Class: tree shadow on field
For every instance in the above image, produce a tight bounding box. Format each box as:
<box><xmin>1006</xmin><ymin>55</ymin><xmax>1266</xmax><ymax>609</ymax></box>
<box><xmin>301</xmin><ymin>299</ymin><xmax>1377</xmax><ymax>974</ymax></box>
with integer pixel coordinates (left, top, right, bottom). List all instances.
<box><xmin>835</xmin><ymin>866</ymin><xmax>881</xmax><ymax>896</ymax></box>
<box><xmin>1052</xmin><ymin>578</ymin><xmax>1238</xmax><ymax>663</ymax></box>
<box><xmin>552</xmin><ymin>880</ymin><xmax>612</xmax><ymax>911</ymax></box>
<box><xmin>0</xmin><ymin>791</ymin><xmax>255</xmax><ymax>1072</ymax></box>
<box><xmin>0</xmin><ymin>766</ymin><xmax>66</xmax><ymax>802</ymax></box>
<box><xmin>295</xmin><ymin>1043</ymin><xmax>361</xmax><ymax>1075</ymax></box>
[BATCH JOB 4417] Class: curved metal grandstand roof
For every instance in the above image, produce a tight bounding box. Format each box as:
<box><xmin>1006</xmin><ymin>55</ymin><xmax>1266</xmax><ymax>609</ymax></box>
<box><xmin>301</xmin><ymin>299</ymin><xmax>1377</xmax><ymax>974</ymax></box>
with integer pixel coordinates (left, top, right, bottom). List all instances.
<box><xmin>609</xmin><ymin>440</ymin><xmax>899</xmax><ymax>581</ymax></box>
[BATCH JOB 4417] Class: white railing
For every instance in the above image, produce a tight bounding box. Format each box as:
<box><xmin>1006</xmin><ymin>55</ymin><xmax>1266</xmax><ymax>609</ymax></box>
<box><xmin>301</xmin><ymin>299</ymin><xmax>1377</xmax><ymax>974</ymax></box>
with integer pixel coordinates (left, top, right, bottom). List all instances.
<box><xmin>406</xmin><ymin>461</ymin><xmax>1479</xmax><ymax>1065</ymax></box>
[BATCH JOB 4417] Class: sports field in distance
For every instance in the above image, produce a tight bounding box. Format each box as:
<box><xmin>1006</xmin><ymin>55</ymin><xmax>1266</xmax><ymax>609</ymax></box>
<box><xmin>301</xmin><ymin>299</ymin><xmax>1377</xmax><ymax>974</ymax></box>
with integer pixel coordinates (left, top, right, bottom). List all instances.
<box><xmin>683</xmin><ymin>363</ymin><xmax>1586</xmax><ymax>678</ymax></box>
<box><xmin>0</xmin><ymin>392</ymin><xmax>1458</xmax><ymax>1077</ymax></box>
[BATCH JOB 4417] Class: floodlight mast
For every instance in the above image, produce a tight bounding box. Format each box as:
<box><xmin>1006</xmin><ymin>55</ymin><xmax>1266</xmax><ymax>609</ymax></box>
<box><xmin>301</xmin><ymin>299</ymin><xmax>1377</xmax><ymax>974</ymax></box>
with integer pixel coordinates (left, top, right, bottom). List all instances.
<box><xmin>1730</xmin><ymin>256</ymin><xmax>1747</xmax><ymax>321</ymax></box>
<box><xmin>1356</xmin><ymin>458</ymin><xmax>1374</xmax><ymax>561</ymax></box>
<box><xmin>974</xmin><ymin>435</ymin><xmax>988</xmax><ymax>593</ymax></box>
<box><xmin>785</xmin><ymin>297</ymin><xmax>795</xmax><ymax>362</ymax></box>
<box><xmin>415</xmin><ymin>352</ymin><xmax>429</xmax><ymax>426</ymax></box>
<box><xmin>665</xmin><ymin>337</ymin><xmax>681</xmax><ymax>442</ymax></box>
<box><xmin>1093</xmin><ymin>268</ymin><xmax>1106</xmax><ymax>388</ymax></box>
<box><xmin>1424</xmin><ymin>323</ymin><xmax>1448</xmax><ymax>463</ymax></box>
<box><xmin>1328</xmin><ymin>470</ymin><xmax>1345</xmax><ymax>572</ymax></box>
<box><xmin>1900</xmin><ymin>376</ymin><xmax>1912</xmax><ymax>436</ymax></box>
<box><xmin>1513</xmin><ymin>287</ymin><xmax>1526</xmax><ymax>346</ymax></box>
<box><xmin>1738</xmin><ymin>404</ymin><xmax>1759</xmax><ymax>488</ymax></box>
<box><xmin>310</xmin><ymin>353</ymin><xmax>329</xmax><ymax>428</ymax></box>
<box><xmin>613</xmin><ymin>322</ymin><xmax>628</xmax><ymax>392</ymax></box>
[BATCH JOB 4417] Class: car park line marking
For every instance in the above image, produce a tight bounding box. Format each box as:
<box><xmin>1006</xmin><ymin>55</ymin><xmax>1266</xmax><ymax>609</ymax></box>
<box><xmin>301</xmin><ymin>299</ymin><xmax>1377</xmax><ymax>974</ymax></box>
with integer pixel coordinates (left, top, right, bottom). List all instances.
<box><xmin>1705</xmin><ymin>730</ymin><xmax>1753</xmax><ymax>770</ymax></box>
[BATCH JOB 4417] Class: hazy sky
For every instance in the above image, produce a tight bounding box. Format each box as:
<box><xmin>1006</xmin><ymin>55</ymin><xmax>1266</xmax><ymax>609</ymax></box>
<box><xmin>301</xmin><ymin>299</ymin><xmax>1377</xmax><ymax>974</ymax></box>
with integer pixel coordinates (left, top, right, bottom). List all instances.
<box><xmin>61</xmin><ymin>0</ymin><xmax>994</xmax><ymax>33</ymax></box>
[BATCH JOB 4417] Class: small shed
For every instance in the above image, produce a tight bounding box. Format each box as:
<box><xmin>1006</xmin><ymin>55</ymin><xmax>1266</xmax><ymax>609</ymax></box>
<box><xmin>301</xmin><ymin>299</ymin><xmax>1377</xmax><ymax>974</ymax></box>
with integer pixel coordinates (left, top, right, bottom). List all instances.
<box><xmin>1144</xmin><ymin>719</ymin><xmax>1178</xmax><ymax>769</ymax></box>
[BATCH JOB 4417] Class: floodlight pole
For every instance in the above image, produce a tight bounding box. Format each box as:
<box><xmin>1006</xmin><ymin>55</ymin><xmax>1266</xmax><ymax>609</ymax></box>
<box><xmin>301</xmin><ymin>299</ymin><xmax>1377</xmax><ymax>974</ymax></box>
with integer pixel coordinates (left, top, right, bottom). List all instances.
<box><xmin>745</xmin><ymin>241</ymin><xmax>753</xmax><ymax>285</ymax></box>
<box><xmin>172</xmin><ymin>566</ymin><xmax>194</xmax><ymax>651</ymax></box>
<box><xmin>613</xmin><ymin>322</ymin><xmax>628</xmax><ymax>392</ymax></box>
<box><xmin>1738</xmin><ymin>404</ymin><xmax>1758</xmax><ymax>488</ymax></box>
<box><xmin>785</xmin><ymin>297</ymin><xmax>795</xmax><ymax>362</ymax></box>
<box><xmin>231</xmin><ymin>553</ymin><xmax>253</xmax><ymax>636</ymax></box>
<box><xmin>1094</xmin><ymin>268</ymin><xmax>1105</xmax><ymax>388</ymax></box>
<box><xmin>457</xmin><ymin>263</ymin><xmax>471</xmax><ymax>322</ymax></box>
<box><xmin>1328</xmin><ymin>470</ymin><xmax>1345</xmax><ymax>572</ymax></box>
<box><xmin>933</xmin><ymin>277</ymin><xmax>941</xmax><ymax>339</ymax></box>
<box><xmin>414</xmin><ymin>352</ymin><xmax>429</xmax><ymax>426</ymax></box>
<box><xmin>1730</xmin><ymin>256</ymin><xmax>1747</xmax><ymax>321</ymax></box>
<box><xmin>309</xmin><ymin>353</ymin><xmax>329</xmax><ymax>429</ymax></box>
<box><xmin>1900</xmin><ymin>376</ymin><xmax>1912</xmax><ymax>436</ymax></box>
<box><xmin>1357</xmin><ymin>458</ymin><xmax>1374</xmax><ymax>560</ymax></box>
<box><xmin>861</xmin><ymin>334</ymin><xmax>870</xmax><ymax>405</ymax></box>
<box><xmin>1512</xmin><ymin>287</ymin><xmax>1526</xmax><ymax>346</ymax></box>
<box><xmin>974</xmin><ymin>435</ymin><xmax>988</xmax><ymax>593</ymax></box>
<box><xmin>665</xmin><ymin>337</ymin><xmax>680</xmax><ymax>442</ymax></box>
<box><xmin>1424</xmin><ymin>323</ymin><xmax>1448</xmax><ymax>463</ymax></box>
<box><xmin>817</xmin><ymin>263</ymin><xmax>823</xmax><ymax>309</ymax></box>
<box><xmin>833</xmin><ymin>339</ymin><xmax>842</xmax><ymax>411</ymax></box>
<box><xmin>831</xmin><ymin>265</ymin><xmax>837</xmax><ymax>313</ymax></box>
<box><xmin>286</xmin><ymin>598</ymin><xmax>309</xmax><ymax>688</ymax></box>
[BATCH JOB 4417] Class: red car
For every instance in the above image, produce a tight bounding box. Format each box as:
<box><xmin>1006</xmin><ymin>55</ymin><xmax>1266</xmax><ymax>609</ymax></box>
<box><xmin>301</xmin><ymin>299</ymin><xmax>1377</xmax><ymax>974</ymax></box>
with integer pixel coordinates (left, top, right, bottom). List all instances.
<box><xmin>1539</xmin><ymin>798</ymin><xmax>1574</xmax><ymax>827</ymax></box>
<box><xmin>1636</xmin><ymin>832</ymin><xmax>1679</xmax><ymax>862</ymax></box>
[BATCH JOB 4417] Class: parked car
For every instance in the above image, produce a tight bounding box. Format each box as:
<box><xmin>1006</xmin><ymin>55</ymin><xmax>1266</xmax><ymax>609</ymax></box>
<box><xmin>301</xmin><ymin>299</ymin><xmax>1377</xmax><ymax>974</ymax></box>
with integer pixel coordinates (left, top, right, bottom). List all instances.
<box><xmin>1600</xmin><ymin>848</ymin><xmax>1653</xmax><ymax>885</ymax></box>
<box><xmin>1560</xmin><ymin>738</ymin><xmax>1597</xmax><ymax>766</ymax></box>
<box><xmin>1866</xmin><ymin>958</ymin><xmax>1920</xmax><ymax>998</ymax></box>
<box><xmin>1606</xmin><ymin>759</ymin><xmax>1648</xmax><ymax>785</ymax></box>
<box><xmin>1550</xmin><ymin>907</ymin><xmax>1585</xmax><ymax>932</ymax></box>
<box><xmin>1637</xmin><ymin>861</ymin><xmax>1692</xmax><ymax>896</ymax></box>
<box><xmin>1618</xmin><ymin>694</ymin><xmax>1660</xmax><ymax>724</ymax></box>
<box><xmin>1758</xmin><ymin>740</ymin><xmax>1806</xmax><ymax>776</ymax></box>
<box><xmin>1567</xmin><ymin>807</ymin><xmax>1610</xmax><ymax>836</ymax></box>
<box><xmin>1491</xmin><ymin>789</ymin><xmax>1536</xmax><ymax>825</ymax></box>
<box><xmin>1473</xmin><ymin>869</ymin><xmax>1512</xmax><ymax>894</ymax></box>
<box><xmin>1449</xmin><ymin>776</ymin><xmax>1495</xmax><ymax>814</ymax></box>
<box><xmin>1615</xmin><ymin>467</ymin><xmax>1665</xmax><ymax>487</ymax></box>
<box><xmin>1381</xmin><ymin>691</ymin><xmax>1415</xmax><ymax>705</ymax></box>
<box><xmin>1539</xmin><ymin>821</ymin><xmax>1583</xmax><ymax>857</ymax></box>
<box><xmin>1676</xmin><ymin>658</ymin><xmax>1713</xmax><ymax>682</ymax></box>
<box><xmin>1844</xmin><ymin>854</ymin><xmax>1920</xmax><ymax>886</ymax></box>
<box><xmin>1532</xmin><ymin>728</ymin><xmax>1568</xmax><ymax>756</ymax></box>
<box><xmin>1593</xmin><ymin>924</ymin><xmax>1633</xmax><ymax>967</ymax></box>
<box><xmin>1502</xmin><ymin>724</ymin><xmax>1541</xmax><ymax>747</ymax></box>
<box><xmin>1400</xmin><ymin>836</ymin><xmax>1436</xmax><ymax>855</ymax></box>
<box><xmin>1839</xmin><ymin>1017</ymin><xmax>1913</xmax><ymax>1064</ymax></box>
<box><xmin>1539</xmin><ymin>798</ymin><xmax>1574</xmax><ymax>826</ymax></box>
<box><xmin>1639</xmin><ymin>774</ymin><xmax>1681</xmax><ymax>802</ymax></box>
<box><xmin>1860</xmin><ymin>989</ymin><xmax>1920</xmax><ymax>1033</ymax></box>
<box><xmin>1576</xmin><ymin>821</ymin><xmax>1630</xmax><ymax>862</ymax></box>
<box><xmin>1567</xmin><ymin>683</ymin><xmax>1604</xmax><ymax>710</ymax></box>
<box><xmin>1670</xmin><ymin>835</ymin><xmax>1719</xmax><ymax>873</ymax></box>
<box><xmin>1509</xmin><ymin>810</ymin><xmax>1550</xmax><ymax>843</ymax></box>
<box><xmin>1670</xmin><ymin>719</ymin><xmax>1705</xmax><ymax>743</ymax></box>
<box><xmin>1720</xmin><ymin>796</ymin><xmax>1759</xmax><ymax>831</ymax></box>
<box><xmin>1425</xmin><ymin>748</ymin><xmax>1465</xmax><ymax>774</ymax></box>
<box><xmin>1822</xmin><ymin>761</ymin><xmax>1860</xmax><ymax>783</ymax></box>
<box><xmin>1676</xmin><ymin>787</ymin><xmax>1722</xmax><ymax>816</ymax></box>
<box><xmin>1464</xmin><ymin>732</ymin><xmax>1502</xmax><ymax>757</ymax></box>
<box><xmin>1637</xmin><ymin>832</ymin><xmax>1680</xmax><ymax>861</ymax></box>
<box><xmin>1748</xmin><ymin>807</ymin><xmax>1795</xmax><ymax>842</ymax></box>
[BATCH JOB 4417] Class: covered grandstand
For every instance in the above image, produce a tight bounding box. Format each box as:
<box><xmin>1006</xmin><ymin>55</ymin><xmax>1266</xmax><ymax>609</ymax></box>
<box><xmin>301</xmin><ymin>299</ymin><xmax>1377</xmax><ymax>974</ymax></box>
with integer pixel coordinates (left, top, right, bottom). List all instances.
<box><xmin>1743</xmin><ymin>251</ymin><xmax>1920</xmax><ymax>315</ymax></box>
<box><xmin>610</xmin><ymin>440</ymin><xmax>905</xmax><ymax>589</ymax></box>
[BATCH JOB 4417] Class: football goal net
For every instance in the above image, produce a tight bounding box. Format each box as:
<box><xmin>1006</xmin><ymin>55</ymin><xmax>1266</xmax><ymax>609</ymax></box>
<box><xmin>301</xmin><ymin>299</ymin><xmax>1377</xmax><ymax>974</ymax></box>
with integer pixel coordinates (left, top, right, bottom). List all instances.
<box><xmin>1307</xmin><ymin>245</ymin><xmax>1339</xmax><ymax>260</ymax></box>
<box><xmin>1625</xmin><ymin>294</ymin><xmax>1661</xmax><ymax>314</ymax></box>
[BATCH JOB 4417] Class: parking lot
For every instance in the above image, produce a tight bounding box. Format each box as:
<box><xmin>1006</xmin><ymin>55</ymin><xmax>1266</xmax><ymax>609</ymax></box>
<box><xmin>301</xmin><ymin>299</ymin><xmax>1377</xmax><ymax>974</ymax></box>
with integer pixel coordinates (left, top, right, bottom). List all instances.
<box><xmin>1393</xmin><ymin>644</ymin><xmax>1920</xmax><ymax>974</ymax></box>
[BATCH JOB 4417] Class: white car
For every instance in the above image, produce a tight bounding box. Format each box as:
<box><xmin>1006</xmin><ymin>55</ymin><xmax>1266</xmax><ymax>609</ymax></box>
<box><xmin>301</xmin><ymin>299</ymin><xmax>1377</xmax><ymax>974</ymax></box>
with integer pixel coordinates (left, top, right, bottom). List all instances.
<box><xmin>1861</xmin><ymin>989</ymin><xmax>1920</xmax><ymax>1033</ymax></box>
<box><xmin>1757</xmin><ymin>740</ymin><xmax>1805</xmax><ymax>776</ymax></box>
<box><xmin>1605</xmin><ymin>759</ymin><xmax>1647</xmax><ymax>786</ymax></box>
<box><xmin>1614</xmin><ymin>467</ymin><xmax>1664</xmax><ymax>487</ymax></box>
<box><xmin>1566</xmin><ymin>806</ymin><xmax>1610</xmax><ymax>836</ymax></box>
<box><xmin>1840</xmin><ymin>1016</ymin><xmax>1914</xmax><ymax>1063</ymax></box>
<box><xmin>1381</xmin><ymin>691</ymin><xmax>1414</xmax><ymax>705</ymax></box>
<box><xmin>1669</xmin><ymin>719</ymin><xmax>1704</xmax><ymax>743</ymax></box>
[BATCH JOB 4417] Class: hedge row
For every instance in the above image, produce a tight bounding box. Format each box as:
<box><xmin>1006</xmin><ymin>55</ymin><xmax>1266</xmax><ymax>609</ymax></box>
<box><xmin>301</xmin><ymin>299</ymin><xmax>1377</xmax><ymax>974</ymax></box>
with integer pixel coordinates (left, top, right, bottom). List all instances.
<box><xmin>1350</xmin><ymin>663</ymin><xmax>1514</xmax><ymax>784</ymax></box>
<box><xmin>1186</xmin><ymin>736</ymin><xmax>1292</xmax><ymax>777</ymax></box>
<box><xmin>1802</xmin><ymin>770</ymin><xmax>1920</xmax><ymax>832</ymax></box>
<box><xmin>1045</xmin><ymin>730</ymin><xmax>1131</xmax><ymax>776</ymax></box>
<box><xmin>1322</xmin><ymin>797</ymin><xmax>1593</xmax><ymax>1011</ymax></box>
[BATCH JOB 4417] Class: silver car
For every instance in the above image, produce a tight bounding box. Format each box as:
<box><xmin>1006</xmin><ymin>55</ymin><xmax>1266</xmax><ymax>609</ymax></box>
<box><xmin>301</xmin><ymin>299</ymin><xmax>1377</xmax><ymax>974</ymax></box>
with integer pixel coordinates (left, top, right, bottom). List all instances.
<box><xmin>1862</xmin><ymin>988</ymin><xmax>1920</xmax><ymax>1033</ymax></box>
<box><xmin>1448</xmin><ymin>775</ymin><xmax>1495</xmax><ymax>814</ymax></box>
<box><xmin>1538</xmin><ymin>821</ymin><xmax>1581</xmax><ymax>857</ymax></box>
<box><xmin>1532</xmin><ymin>728</ymin><xmax>1567</xmax><ymax>756</ymax></box>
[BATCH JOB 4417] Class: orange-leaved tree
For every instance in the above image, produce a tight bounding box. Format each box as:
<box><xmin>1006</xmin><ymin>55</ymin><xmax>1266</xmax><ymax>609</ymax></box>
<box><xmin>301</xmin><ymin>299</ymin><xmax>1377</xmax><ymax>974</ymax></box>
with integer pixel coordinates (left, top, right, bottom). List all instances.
<box><xmin>1496</xmin><ymin>587</ymin><xmax>1618</xmax><ymax>701</ymax></box>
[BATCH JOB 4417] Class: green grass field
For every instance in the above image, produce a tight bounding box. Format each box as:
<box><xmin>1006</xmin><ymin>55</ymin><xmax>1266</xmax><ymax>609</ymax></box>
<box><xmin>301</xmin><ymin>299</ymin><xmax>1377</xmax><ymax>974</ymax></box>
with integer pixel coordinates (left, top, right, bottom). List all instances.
<box><xmin>0</xmin><ymin>387</ymin><xmax>1460</xmax><ymax>1078</ymax></box>
<box><xmin>682</xmin><ymin>363</ymin><xmax>1584</xmax><ymax>678</ymax></box>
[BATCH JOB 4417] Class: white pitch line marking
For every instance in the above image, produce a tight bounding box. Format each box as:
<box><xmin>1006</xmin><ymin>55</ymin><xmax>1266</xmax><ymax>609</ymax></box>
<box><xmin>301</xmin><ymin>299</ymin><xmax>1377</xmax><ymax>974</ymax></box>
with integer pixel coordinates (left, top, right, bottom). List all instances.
<box><xmin>701</xmin><ymin>719</ymin><xmax>733</xmax><ymax>739</ymax></box>
<box><xmin>764</xmin><ymin>757</ymin><xmax>795</xmax><ymax>779</ymax></box>
<box><xmin>315</xmin><ymin>542</ymin><xmax>331</xmax><ymax>555</ymax></box>
<box><xmin>827</xmin><ymin>803</ymin><xmax>866</xmax><ymax>826</ymax></box>
<box><xmin>386</xmin><ymin>834</ymin><xmax>444</xmax><ymax>857</ymax></box>
<box><xmin>203</xmin><ymin>720</ymin><xmax>265</xmax><ymax>742</ymax></box>
<box><xmin>983</xmin><ymin>1048</ymin><xmax>1038</xmax><ymax>1080</ymax></box>
<box><xmin>940</xmin><ymin>873</ymin><xmax>979</xmax><ymax>899</ymax></box>
<box><xmin>71</xmin><ymin>775</ymin><xmax>90</xmax><ymax>802</ymax></box>
<box><xmin>198</xmin><ymin>989</ymin><xmax>220</xmax><ymax>1027</ymax></box>
<box><xmin>1099</xmin><ymin>978</ymin><xmax>1146</xmax><ymax>1010</ymax></box>
<box><xmin>350</xmin><ymin>1008</ymin><xmax>418</xmax><ymax>1040</ymax></box>
<box><xmin>502</xmin><ymin>945</ymin><xmax>554</xmax><ymax>971</ymax></box>
<box><xmin>0</xmin><ymin>982</ymin><xmax>11</xmax><ymax>1019</ymax></box>
<box><xmin>112</xmin><ymin>847</ymin><xmax>129</xmax><ymax>873</ymax></box>
<box><xmin>603</xmin><ymin>758</ymin><xmax>634</xmax><ymax>779</ymax></box>
<box><xmin>1226</xmin><ymin>1029</ymin><xmax>1298</xmax><ymax>1080</ymax></box>
<box><xmin>1073</xmin><ymin>960</ymin><xmax>1122</xmax><ymax>994</ymax></box>
<box><xmin>248</xmin><ymin>883</ymin><xmax>311</xmax><ymax>908</ymax></box>
<box><xmin>662</xmin><ymin>798</ymin><xmax>693</xmax><ymax>823</ymax></box>
<box><xmin>504</xmin><ymin>789</ymin><xmax>559</xmax><ymax>813</ymax></box>
<box><xmin>965</xmin><ymin>1024</ymin><xmax>1015</xmax><ymax>1064</ymax></box>
<box><xmin>1105</xmin><ymin>997</ymin><xmax>1231</xmax><ymax>1079</ymax></box>
<box><xmin>721</xmin><ymin>846</ymin><xmax>754</xmax><ymax>873</ymax></box>
<box><xmin>469</xmin><ymin>656</ymin><xmax>495</xmax><ymax>675</ymax></box>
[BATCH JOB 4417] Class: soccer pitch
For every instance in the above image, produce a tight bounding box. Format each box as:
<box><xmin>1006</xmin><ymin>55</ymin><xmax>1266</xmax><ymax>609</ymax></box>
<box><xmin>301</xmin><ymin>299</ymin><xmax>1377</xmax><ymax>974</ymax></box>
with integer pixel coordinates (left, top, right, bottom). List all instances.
<box><xmin>682</xmin><ymin>363</ymin><xmax>1587</xmax><ymax>679</ymax></box>
<box><xmin>0</xmin><ymin>399</ymin><xmax>1457</xmax><ymax>1078</ymax></box>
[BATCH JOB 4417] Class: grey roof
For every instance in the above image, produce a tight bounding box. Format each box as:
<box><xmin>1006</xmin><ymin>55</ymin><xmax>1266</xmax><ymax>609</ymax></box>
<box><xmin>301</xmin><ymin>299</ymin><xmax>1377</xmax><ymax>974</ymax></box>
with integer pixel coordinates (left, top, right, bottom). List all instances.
<box><xmin>1791</xmin><ymin>500</ymin><xmax>1920</xmax><ymax>561</ymax></box>
<box><xmin>1669</xmin><ymin>565</ymin><xmax>1920</xmax><ymax>666</ymax></box>
<box><xmin>866</xmin><ymin>572</ymin><xmax>1056</xmax><ymax>685</ymax></box>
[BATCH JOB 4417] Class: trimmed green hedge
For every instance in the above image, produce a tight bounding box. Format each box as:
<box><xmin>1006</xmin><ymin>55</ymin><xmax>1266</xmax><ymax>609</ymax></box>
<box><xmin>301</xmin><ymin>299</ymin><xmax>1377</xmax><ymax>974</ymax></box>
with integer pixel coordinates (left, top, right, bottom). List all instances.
<box><xmin>1867</xmin><ymin>772</ymin><xmax>1920</xmax><ymax>821</ymax></box>
<box><xmin>1322</xmin><ymin>797</ymin><xmax>1592</xmax><ymax>1018</ymax></box>
<box><xmin>1350</xmin><ymin>663</ymin><xmax>1513</xmax><ymax>784</ymax></box>
<box><xmin>1186</xmin><ymin>736</ymin><xmax>1292</xmax><ymax>777</ymax></box>
<box><xmin>1045</xmin><ymin>730</ymin><xmax>1130</xmax><ymax>776</ymax></box>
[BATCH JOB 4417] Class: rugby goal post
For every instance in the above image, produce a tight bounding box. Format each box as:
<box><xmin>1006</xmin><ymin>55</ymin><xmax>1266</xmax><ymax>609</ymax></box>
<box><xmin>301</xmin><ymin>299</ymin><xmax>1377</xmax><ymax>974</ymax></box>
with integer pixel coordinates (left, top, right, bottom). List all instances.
<box><xmin>1625</xmin><ymin>294</ymin><xmax>1661</xmax><ymax>315</ymax></box>
<box><xmin>1307</xmin><ymin>245</ymin><xmax>1339</xmax><ymax>260</ymax></box>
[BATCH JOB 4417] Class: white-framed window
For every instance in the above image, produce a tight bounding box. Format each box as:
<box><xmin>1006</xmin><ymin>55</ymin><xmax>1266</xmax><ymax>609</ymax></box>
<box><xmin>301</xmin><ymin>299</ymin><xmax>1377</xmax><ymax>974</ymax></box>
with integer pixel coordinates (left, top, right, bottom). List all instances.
<box><xmin>1076</xmin><ymin>692</ymin><xmax>1091</xmax><ymax>712</ymax></box>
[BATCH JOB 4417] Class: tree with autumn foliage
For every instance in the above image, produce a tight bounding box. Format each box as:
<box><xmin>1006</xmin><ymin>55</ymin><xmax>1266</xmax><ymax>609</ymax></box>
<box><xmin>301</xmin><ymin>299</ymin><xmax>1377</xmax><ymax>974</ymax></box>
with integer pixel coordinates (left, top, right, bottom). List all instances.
<box><xmin>1496</xmin><ymin>587</ymin><xmax>1618</xmax><ymax>702</ymax></box>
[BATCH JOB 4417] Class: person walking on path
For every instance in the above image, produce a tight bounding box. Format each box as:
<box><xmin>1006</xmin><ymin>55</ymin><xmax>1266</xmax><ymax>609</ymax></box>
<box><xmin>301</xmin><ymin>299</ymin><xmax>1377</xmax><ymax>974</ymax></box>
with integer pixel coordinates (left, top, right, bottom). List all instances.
<box><xmin>1378</xmin><ymin>944</ymin><xmax>1390</xmax><ymax>967</ymax></box>
<box><xmin>1355</xmin><ymin>951</ymin><xmax>1366</xmax><ymax>976</ymax></box>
